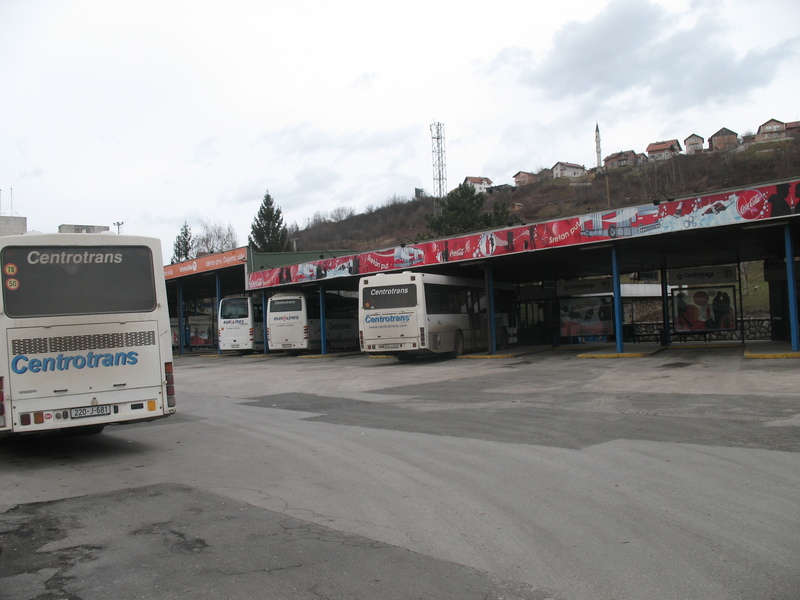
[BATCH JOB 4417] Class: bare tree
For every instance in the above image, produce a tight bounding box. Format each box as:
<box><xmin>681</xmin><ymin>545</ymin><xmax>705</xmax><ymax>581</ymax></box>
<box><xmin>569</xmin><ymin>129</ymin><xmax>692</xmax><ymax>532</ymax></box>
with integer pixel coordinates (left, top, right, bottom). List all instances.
<box><xmin>195</xmin><ymin>218</ymin><xmax>238</xmax><ymax>254</ymax></box>
<box><xmin>329</xmin><ymin>205</ymin><xmax>356</xmax><ymax>222</ymax></box>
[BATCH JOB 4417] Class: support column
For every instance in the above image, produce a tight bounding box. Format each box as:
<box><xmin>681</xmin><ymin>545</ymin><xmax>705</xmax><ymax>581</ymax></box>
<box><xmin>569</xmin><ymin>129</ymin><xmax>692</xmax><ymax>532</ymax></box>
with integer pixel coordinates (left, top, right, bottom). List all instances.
<box><xmin>319</xmin><ymin>286</ymin><xmax>328</xmax><ymax>355</ymax></box>
<box><xmin>177</xmin><ymin>283</ymin><xmax>185</xmax><ymax>356</ymax></box>
<box><xmin>784</xmin><ymin>224</ymin><xmax>799</xmax><ymax>351</ymax></box>
<box><xmin>262</xmin><ymin>292</ymin><xmax>269</xmax><ymax>353</ymax></box>
<box><xmin>216</xmin><ymin>273</ymin><xmax>222</xmax><ymax>354</ymax></box>
<box><xmin>612</xmin><ymin>246</ymin><xmax>624</xmax><ymax>354</ymax></box>
<box><xmin>485</xmin><ymin>263</ymin><xmax>497</xmax><ymax>355</ymax></box>
<box><xmin>660</xmin><ymin>262</ymin><xmax>670</xmax><ymax>346</ymax></box>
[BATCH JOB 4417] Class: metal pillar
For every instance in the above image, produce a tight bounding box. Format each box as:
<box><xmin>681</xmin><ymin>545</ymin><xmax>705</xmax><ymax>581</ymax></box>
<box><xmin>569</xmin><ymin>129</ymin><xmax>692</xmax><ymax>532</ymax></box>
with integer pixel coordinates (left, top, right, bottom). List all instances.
<box><xmin>319</xmin><ymin>286</ymin><xmax>328</xmax><ymax>355</ymax></box>
<box><xmin>216</xmin><ymin>273</ymin><xmax>222</xmax><ymax>354</ymax></box>
<box><xmin>784</xmin><ymin>224</ymin><xmax>799</xmax><ymax>351</ymax></box>
<box><xmin>660</xmin><ymin>262</ymin><xmax>670</xmax><ymax>346</ymax></box>
<box><xmin>177</xmin><ymin>283</ymin><xmax>185</xmax><ymax>356</ymax></box>
<box><xmin>612</xmin><ymin>246</ymin><xmax>624</xmax><ymax>354</ymax></box>
<box><xmin>485</xmin><ymin>264</ymin><xmax>497</xmax><ymax>355</ymax></box>
<box><xmin>262</xmin><ymin>292</ymin><xmax>269</xmax><ymax>353</ymax></box>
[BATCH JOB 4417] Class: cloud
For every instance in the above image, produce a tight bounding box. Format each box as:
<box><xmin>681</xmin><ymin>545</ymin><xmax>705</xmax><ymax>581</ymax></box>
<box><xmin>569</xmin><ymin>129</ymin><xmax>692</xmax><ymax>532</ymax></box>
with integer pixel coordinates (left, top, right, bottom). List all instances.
<box><xmin>513</xmin><ymin>0</ymin><xmax>800</xmax><ymax>117</ymax></box>
<box><xmin>352</xmin><ymin>71</ymin><xmax>377</xmax><ymax>89</ymax></box>
<box><xmin>190</xmin><ymin>136</ymin><xmax>221</xmax><ymax>164</ymax></box>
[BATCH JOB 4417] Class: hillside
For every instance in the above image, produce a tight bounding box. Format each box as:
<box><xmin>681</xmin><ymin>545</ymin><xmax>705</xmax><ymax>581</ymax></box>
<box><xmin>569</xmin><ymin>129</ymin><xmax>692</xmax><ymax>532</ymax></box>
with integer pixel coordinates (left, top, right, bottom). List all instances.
<box><xmin>294</xmin><ymin>137</ymin><xmax>800</xmax><ymax>252</ymax></box>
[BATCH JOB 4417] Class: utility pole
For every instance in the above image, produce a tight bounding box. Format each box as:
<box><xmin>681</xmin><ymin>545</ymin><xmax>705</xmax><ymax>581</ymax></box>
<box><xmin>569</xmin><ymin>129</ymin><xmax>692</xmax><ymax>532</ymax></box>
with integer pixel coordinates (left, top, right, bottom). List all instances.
<box><xmin>114</xmin><ymin>221</ymin><xmax>124</xmax><ymax>234</ymax></box>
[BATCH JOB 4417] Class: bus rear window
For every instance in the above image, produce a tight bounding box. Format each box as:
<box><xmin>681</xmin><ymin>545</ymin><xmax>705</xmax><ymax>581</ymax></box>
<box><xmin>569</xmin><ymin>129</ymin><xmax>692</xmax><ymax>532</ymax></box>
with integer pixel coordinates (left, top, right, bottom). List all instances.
<box><xmin>270</xmin><ymin>298</ymin><xmax>302</xmax><ymax>312</ymax></box>
<box><xmin>221</xmin><ymin>298</ymin><xmax>249</xmax><ymax>319</ymax></box>
<box><xmin>362</xmin><ymin>285</ymin><xmax>417</xmax><ymax>310</ymax></box>
<box><xmin>1</xmin><ymin>245</ymin><xmax>157</xmax><ymax>318</ymax></box>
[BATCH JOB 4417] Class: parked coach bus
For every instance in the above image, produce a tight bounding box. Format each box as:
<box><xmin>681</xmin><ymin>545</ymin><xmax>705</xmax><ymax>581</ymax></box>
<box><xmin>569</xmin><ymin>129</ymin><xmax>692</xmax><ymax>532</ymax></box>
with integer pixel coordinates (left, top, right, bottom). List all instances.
<box><xmin>267</xmin><ymin>292</ymin><xmax>358</xmax><ymax>353</ymax></box>
<box><xmin>359</xmin><ymin>271</ymin><xmax>514</xmax><ymax>359</ymax></box>
<box><xmin>218</xmin><ymin>295</ymin><xmax>264</xmax><ymax>353</ymax></box>
<box><xmin>0</xmin><ymin>233</ymin><xmax>176</xmax><ymax>437</ymax></box>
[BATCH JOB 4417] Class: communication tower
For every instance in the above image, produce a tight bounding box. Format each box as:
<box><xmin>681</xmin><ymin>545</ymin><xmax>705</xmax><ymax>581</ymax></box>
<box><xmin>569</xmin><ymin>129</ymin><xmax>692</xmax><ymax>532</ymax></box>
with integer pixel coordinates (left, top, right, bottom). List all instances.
<box><xmin>430</xmin><ymin>122</ymin><xmax>447</xmax><ymax>209</ymax></box>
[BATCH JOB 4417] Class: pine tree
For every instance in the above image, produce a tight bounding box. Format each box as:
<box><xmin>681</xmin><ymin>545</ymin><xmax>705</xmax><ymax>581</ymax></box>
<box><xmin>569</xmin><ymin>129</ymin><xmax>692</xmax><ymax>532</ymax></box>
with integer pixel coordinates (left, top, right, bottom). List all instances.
<box><xmin>171</xmin><ymin>220</ymin><xmax>195</xmax><ymax>263</ymax></box>
<box><xmin>249</xmin><ymin>191</ymin><xmax>289</xmax><ymax>252</ymax></box>
<box><xmin>426</xmin><ymin>183</ymin><xmax>511</xmax><ymax>237</ymax></box>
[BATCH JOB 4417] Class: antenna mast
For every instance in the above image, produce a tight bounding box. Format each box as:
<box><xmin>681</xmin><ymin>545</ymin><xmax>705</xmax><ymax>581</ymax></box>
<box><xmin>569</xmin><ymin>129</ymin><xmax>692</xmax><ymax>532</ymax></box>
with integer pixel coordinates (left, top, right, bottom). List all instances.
<box><xmin>430</xmin><ymin>122</ymin><xmax>447</xmax><ymax>213</ymax></box>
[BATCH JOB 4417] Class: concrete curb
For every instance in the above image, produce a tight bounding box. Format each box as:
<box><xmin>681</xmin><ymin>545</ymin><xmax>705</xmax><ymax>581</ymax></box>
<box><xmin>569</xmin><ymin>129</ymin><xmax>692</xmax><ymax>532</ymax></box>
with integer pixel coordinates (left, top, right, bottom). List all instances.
<box><xmin>744</xmin><ymin>345</ymin><xmax>800</xmax><ymax>359</ymax></box>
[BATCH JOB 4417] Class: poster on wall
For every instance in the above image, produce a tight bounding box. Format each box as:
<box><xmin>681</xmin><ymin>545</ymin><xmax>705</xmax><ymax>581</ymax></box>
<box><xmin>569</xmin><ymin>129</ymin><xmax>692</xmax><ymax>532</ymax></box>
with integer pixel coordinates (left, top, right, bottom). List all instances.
<box><xmin>559</xmin><ymin>296</ymin><xmax>615</xmax><ymax>341</ymax></box>
<box><xmin>672</xmin><ymin>286</ymin><xmax>736</xmax><ymax>332</ymax></box>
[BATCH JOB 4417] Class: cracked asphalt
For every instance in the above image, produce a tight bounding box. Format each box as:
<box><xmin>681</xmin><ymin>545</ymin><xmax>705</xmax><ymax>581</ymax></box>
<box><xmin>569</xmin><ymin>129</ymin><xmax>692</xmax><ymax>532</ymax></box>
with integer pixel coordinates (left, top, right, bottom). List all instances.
<box><xmin>1</xmin><ymin>346</ymin><xmax>798</xmax><ymax>599</ymax></box>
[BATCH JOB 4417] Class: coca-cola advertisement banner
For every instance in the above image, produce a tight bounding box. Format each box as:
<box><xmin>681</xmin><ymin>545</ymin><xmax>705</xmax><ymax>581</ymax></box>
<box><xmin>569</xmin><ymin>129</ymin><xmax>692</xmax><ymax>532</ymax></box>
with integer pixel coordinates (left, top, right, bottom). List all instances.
<box><xmin>247</xmin><ymin>179</ymin><xmax>800</xmax><ymax>291</ymax></box>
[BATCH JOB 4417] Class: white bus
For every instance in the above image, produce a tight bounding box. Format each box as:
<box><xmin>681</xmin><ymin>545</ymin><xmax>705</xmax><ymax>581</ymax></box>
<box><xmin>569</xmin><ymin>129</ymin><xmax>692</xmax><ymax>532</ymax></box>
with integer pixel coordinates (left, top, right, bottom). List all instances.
<box><xmin>0</xmin><ymin>233</ymin><xmax>177</xmax><ymax>437</ymax></box>
<box><xmin>267</xmin><ymin>291</ymin><xmax>358</xmax><ymax>353</ymax></box>
<box><xmin>218</xmin><ymin>295</ymin><xmax>264</xmax><ymax>353</ymax></box>
<box><xmin>359</xmin><ymin>271</ymin><xmax>514</xmax><ymax>359</ymax></box>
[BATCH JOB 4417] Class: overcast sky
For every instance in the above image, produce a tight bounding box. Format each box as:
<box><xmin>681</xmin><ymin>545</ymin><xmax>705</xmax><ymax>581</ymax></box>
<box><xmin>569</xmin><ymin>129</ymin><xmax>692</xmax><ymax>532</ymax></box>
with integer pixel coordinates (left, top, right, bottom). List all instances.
<box><xmin>2</xmin><ymin>0</ymin><xmax>798</xmax><ymax>261</ymax></box>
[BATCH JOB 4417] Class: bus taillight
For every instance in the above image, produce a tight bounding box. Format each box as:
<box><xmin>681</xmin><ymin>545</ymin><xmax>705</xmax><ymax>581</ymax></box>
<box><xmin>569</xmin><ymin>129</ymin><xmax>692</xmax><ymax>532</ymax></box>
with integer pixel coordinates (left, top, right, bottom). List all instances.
<box><xmin>164</xmin><ymin>362</ymin><xmax>176</xmax><ymax>408</ymax></box>
<box><xmin>359</xmin><ymin>330</ymin><xmax>364</xmax><ymax>351</ymax></box>
<box><xmin>303</xmin><ymin>325</ymin><xmax>309</xmax><ymax>340</ymax></box>
<box><xmin>0</xmin><ymin>376</ymin><xmax>4</xmax><ymax>426</ymax></box>
<box><xmin>419</xmin><ymin>327</ymin><xmax>426</xmax><ymax>347</ymax></box>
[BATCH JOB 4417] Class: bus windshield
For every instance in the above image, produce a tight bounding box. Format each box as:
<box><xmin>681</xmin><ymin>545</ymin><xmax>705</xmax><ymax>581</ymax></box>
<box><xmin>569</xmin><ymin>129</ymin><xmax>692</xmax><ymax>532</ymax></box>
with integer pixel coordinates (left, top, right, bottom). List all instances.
<box><xmin>362</xmin><ymin>284</ymin><xmax>417</xmax><ymax>310</ymax></box>
<box><xmin>1</xmin><ymin>245</ymin><xmax>156</xmax><ymax>318</ymax></box>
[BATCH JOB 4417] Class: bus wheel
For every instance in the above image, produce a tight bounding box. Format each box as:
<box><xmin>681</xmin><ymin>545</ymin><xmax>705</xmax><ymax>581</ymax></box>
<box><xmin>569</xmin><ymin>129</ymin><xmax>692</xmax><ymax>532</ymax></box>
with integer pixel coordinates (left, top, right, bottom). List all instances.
<box><xmin>453</xmin><ymin>331</ymin><xmax>464</xmax><ymax>358</ymax></box>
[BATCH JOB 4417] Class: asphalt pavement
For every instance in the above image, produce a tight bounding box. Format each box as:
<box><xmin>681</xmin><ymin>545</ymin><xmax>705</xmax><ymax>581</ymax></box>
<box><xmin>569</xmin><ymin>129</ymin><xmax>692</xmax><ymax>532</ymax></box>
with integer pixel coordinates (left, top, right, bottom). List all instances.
<box><xmin>1</xmin><ymin>344</ymin><xmax>798</xmax><ymax>600</ymax></box>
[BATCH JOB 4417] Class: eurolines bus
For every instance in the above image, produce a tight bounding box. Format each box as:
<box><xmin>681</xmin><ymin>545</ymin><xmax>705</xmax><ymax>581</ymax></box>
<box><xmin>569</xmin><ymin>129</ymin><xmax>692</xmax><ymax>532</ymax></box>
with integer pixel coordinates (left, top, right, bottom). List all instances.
<box><xmin>218</xmin><ymin>296</ymin><xmax>264</xmax><ymax>353</ymax></box>
<box><xmin>267</xmin><ymin>291</ymin><xmax>358</xmax><ymax>353</ymax></box>
<box><xmin>359</xmin><ymin>271</ymin><xmax>514</xmax><ymax>359</ymax></box>
<box><xmin>0</xmin><ymin>234</ymin><xmax>176</xmax><ymax>437</ymax></box>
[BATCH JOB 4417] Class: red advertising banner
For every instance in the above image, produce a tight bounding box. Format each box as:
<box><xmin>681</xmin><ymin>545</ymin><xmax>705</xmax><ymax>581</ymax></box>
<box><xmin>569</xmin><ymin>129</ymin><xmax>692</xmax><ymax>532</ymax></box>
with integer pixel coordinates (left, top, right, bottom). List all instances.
<box><xmin>246</xmin><ymin>179</ymin><xmax>800</xmax><ymax>291</ymax></box>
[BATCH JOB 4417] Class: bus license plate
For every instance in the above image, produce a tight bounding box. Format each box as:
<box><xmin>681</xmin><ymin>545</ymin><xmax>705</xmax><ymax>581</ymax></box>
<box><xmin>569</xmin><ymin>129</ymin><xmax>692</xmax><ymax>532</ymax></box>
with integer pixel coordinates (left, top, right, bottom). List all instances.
<box><xmin>71</xmin><ymin>405</ymin><xmax>112</xmax><ymax>419</ymax></box>
<box><xmin>381</xmin><ymin>343</ymin><xmax>400</xmax><ymax>349</ymax></box>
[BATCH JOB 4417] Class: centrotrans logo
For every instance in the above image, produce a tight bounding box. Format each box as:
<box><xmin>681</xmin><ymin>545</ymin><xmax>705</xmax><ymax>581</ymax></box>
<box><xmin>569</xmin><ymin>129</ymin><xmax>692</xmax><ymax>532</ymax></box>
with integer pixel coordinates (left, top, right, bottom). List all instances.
<box><xmin>12</xmin><ymin>351</ymin><xmax>139</xmax><ymax>374</ymax></box>
<box><xmin>27</xmin><ymin>250</ymin><xmax>123</xmax><ymax>265</ymax></box>
<box><xmin>179</xmin><ymin>261</ymin><xmax>198</xmax><ymax>273</ymax></box>
<box><xmin>364</xmin><ymin>315</ymin><xmax>411</xmax><ymax>323</ymax></box>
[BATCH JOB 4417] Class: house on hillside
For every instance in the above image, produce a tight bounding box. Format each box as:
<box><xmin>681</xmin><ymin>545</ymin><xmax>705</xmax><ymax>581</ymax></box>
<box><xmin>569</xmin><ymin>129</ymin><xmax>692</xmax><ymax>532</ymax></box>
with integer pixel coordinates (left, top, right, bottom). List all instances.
<box><xmin>709</xmin><ymin>128</ymin><xmax>739</xmax><ymax>151</ymax></box>
<box><xmin>513</xmin><ymin>171</ymin><xmax>538</xmax><ymax>187</ymax></box>
<box><xmin>603</xmin><ymin>150</ymin><xmax>639</xmax><ymax>170</ymax></box>
<box><xmin>463</xmin><ymin>176</ymin><xmax>493</xmax><ymax>194</ymax></box>
<box><xmin>552</xmin><ymin>162</ymin><xmax>586</xmax><ymax>179</ymax></box>
<box><xmin>787</xmin><ymin>121</ymin><xmax>800</xmax><ymax>138</ymax></box>
<box><xmin>755</xmin><ymin>119</ymin><xmax>786</xmax><ymax>143</ymax></box>
<box><xmin>646</xmin><ymin>139</ymin><xmax>682</xmax><ymax>161</ymax></box>
<box><xmin>486</xmin><ymin>184</ymin><xmax>514</xmax><ymax>195</ymax></box>
<box><xmin>537</xmin><ymin>168</ymin><xmax>553</xmax><ymax>180</ymax></box>
<box><xmin>684</xmin><ymin>134</ymin><xmax>704</xmax><ymax>155</ymax></box>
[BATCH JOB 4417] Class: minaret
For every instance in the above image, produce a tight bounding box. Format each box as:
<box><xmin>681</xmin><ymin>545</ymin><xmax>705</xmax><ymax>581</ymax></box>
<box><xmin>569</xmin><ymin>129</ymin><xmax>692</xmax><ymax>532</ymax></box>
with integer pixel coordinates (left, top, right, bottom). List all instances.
<box><xmin>595</xmin><ymin>123</ymin><xmax>602</xmax><ymax>169</ymax></box>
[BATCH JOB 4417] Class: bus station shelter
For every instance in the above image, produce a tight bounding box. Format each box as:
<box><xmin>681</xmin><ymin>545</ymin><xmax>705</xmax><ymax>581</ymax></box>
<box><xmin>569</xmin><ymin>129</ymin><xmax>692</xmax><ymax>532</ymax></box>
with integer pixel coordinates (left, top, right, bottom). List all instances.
<box><xmin>165</xmin><ymin>177</ymin><xmax>800</xmax><ymax>356</ymax></box>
